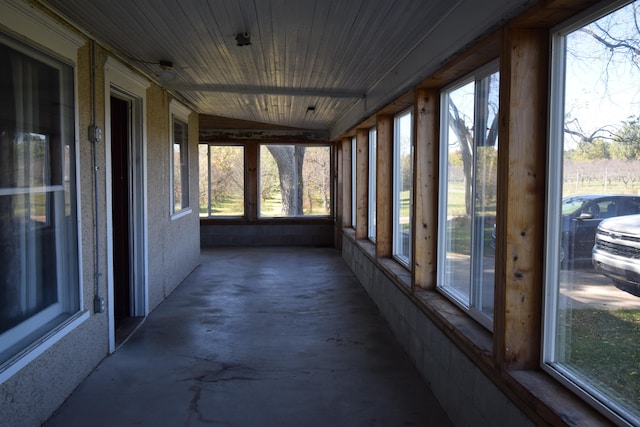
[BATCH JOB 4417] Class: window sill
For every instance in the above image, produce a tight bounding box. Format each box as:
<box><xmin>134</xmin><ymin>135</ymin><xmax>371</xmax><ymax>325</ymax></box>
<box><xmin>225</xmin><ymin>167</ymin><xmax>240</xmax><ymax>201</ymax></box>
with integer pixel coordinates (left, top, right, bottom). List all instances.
<box><xmin>170</xmin><ymin>207</ymin><xmax>192</xmax><ymax>221</ymax></box>
<box><xmin>201</xmin><ymin>217</ymin><xmax>335</xmax><ymax>225</ymax></box>
<box><xmin>0</xmin><ymin>310</ymin><xmax>90</xmax><ymax>384</ymax></box>
<box><xmin>343</xmin><ymin>230</ymin><xmax>611</xmax><ymax>426</ymax></box>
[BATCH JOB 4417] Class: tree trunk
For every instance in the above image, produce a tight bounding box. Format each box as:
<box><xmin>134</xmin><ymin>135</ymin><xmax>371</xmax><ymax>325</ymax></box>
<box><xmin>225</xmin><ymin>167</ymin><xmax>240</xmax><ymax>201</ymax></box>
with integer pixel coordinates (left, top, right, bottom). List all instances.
<box><xmin>267</xmin><ymin>145</ymin><xmax>306</xmax><ymax>215</ymax></box>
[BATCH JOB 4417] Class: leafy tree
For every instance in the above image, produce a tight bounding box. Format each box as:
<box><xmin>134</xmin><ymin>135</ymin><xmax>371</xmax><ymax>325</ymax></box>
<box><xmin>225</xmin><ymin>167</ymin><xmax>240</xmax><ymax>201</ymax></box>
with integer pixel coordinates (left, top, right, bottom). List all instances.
<box><xmin>563</xmin><ymin>2</ymin><xmax>640</xmax><ymax>154</ymax></box>
<box><xmin>610</xmin><ymin>116</ymin><xmax>640</xmax><ymax>160</ymax></box>
<box><xmin>572</xmin><ymin>138</ymin><xmax>611</xmax><ymax>160</ymax></box>
<box><xmin>447</xmin><ymin>91</ymin><xmax>498</xmax><ymax>216</ymax></box>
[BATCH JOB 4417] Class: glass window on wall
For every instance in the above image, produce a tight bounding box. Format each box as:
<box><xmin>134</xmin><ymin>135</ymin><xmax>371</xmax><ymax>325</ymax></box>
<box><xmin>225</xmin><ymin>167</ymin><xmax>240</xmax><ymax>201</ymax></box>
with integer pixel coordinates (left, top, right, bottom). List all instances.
<box><xmin>259</xmin><ymin>144</ymin><xmax>331</xmax><ymax>217</ymax></box>
<box><xmin>351</xmin><ymin>137</ymin><xmax>357</xmax><ymax>228</ymax></box>
<box><xmin>437</xmin><ymin>62</ymin><xmax>499</xmax><ymax>329</ymax></box>
<box><xmin>0</xmin><ymin>34</ymin><xmax>79</xmax><ymax>364</ymax></box>
<box><xmin>368</xmin><ymin>127</ymin><xmax>377</xmax><ymax>241</ymax></box>
<box><xmin>171</xmin><ymin>116</ymin><xmax>189</xmax><ymax>214</ymax></box>
<box><xmin>199</xmin><ymin>144</ymin><xmax>245</xmax><ymax>217</ymax></box>
<box><xmin>393</xmin><ymin>109</ymin><xmax>413</xmax><ymax>266</ymax></box>
<box><xmin>544</xmin><ymin>1</ymin><xmax>640</xmax><ymax>424</ymax></box>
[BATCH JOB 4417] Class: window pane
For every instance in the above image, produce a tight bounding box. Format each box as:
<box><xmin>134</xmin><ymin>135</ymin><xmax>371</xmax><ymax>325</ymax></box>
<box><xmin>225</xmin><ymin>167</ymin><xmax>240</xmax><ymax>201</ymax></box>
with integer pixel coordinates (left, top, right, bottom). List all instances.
<box><xmin>0</xmin><ymin>36</ymin><xmax>79</xmax><ymax>363</ymax></box>
<box><xmin>198</xmin><ymin>144</ymin><xmax>209</xmax><ymax>217</ymax></box>
<box><xmin>442</xmin><ymin>80</ymin><xmax>475</xmax><ymax>304</ymax></box>
<box><xmin>393</xmin><ymin>110</ymin><xmax>413</xmax><ymax>265</ymax></box>
<box><xmin>206</xmin><ymin>145</ymin><xmax>245</xmax><ymax>217</ymax></box>
<box><xmin>546</xmin><ymin>2</ymin><xmax>640</xmax><ymax>423</ymax></box>
<box><xmin>368</xmin><ymin>128</ymin><xmax>377</xmax><ymax>241</ymax></box>
<box><xmin>438</xmin><ymin>67</ymin><xmax>498</xmax><ymax>327</ymax></box>
<box><xmin>259</xmin><ymin>144</ymin><xmax>331</xmax><ymax>217</ymax></box>
<box><xmin>172</xmin><ymin>118</ymin><xmax>189</xmax><ymax>212</ymax></box>
<box><xmin>351</xmin><ymin>137</ymin><xmax>356</xmax><ymax>227</ymax></box>
<box><xmin>474</xmin><ymin>73</ymin><xmax>499</xmax><ymax>319</ymax></box>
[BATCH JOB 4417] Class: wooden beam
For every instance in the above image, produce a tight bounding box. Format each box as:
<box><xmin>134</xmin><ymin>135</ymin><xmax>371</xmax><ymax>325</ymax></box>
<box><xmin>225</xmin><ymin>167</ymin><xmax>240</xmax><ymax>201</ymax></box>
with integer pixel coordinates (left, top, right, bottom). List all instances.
<box><xmin>245</xmin><ymin>143</ymin><xmax>258</xmax><ymax>221</ymax></box>
<box><xmin>342</xmin><ymin>137</ymin><xmax>353</xmax><ymax>229</ymax></box>
<box><xmin>494</xmin><ymin>27</ymin><xmax>548</xmax><ymax>370</ymax></box>
<box><xmin>335</xmin><ymin>141</ymin><xmax>343</xmax><ymax>249</ymax></box>
<box><xmin>413</xmin><ymin>89</ymin><xmax>439</xmax><ymax>290</ymax></box>
<box><xmin>200</xmin><ymin>128</ymin><xmax>330</xmax><ymax>143</ymax></box>
<box><xmin>355</xmin><ymin>128</ymin><xmax>369</xmax><ymax>239</ymax></box>
<box><xmin>376</xmin><ymin>115</ymin><xmax>393</xmax><ymax>257</ymax></box>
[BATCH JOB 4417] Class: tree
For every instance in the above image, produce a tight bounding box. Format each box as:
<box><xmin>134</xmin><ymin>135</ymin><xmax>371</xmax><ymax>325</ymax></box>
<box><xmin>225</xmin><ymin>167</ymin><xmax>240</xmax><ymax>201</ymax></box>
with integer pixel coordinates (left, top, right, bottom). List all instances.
<box><xmin>572</xmin><ymin>138</ymin><xmax>611</xmax><ymax>160</ymax></box>
<box><xmin>563</xmin><ymin>2</ymin><xmax>640</xmax><ymax>155</ymax></box>
<box><xmin>448</xmin><ymin>100</ymin><xmax>474</xmax><ymax>215</ymax></box>
<box><xmin>266</xmin><ymin>145</ymin><xmax>306</xmax><ymax>216</ymax></box>
<box><xmin>447</xmin><ymin>87</ymin><xmax>499</xmax><ymax>216</ymax></box>
<box><xmin>302</xmin><ymin>147</ymin><xmax>331</xmax><ymax>214</ymax></box>
<box><xmin>610</xmin><ymin>116</ymin><xmax>640</xmax><ymax>160</ymax></box>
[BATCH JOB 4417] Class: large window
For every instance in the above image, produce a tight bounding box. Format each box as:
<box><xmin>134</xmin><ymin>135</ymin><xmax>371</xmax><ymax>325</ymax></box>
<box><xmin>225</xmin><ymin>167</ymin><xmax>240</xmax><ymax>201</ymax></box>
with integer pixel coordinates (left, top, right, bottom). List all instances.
<box><xmin>259</xmin><ymin>144</ymin><xmax>331</xmax><ymax>217</ymax></box>
<box><xmin>438</xmin><ymin>64</ymin><xmax>499</xmax><ymax>328</ymax></box>
<box><xmin>351</xmin><ymin>137</ymin><xmax>357</xmax><ymax>228</ymax></box>
<box><xmin>393</xmin><ymin>109</ymin><xmax>413</xmax><ymax>266</ymax></box>
<box><xmin>170</xmin><ymin>102</ymin><xmax>190</xmax><ymax>216</ymax></box>
<box><xmin>199</xmin><ymin>144</ymin><xmax>245</xmax><ymax>217</ymax></box>
<box><xmin>368</xmin><ymin>127</ymin><xmax>377</xmax><ymax>241</ymax></box>
<box><xmin>544</xmin><ymin>2</ymin><xmax>640</xmax><ymax>424</ymax></box>
<box><xmin>0</xmin><ymin>34</ymin><xmax>79</xmax><ymax>365</ymax></box>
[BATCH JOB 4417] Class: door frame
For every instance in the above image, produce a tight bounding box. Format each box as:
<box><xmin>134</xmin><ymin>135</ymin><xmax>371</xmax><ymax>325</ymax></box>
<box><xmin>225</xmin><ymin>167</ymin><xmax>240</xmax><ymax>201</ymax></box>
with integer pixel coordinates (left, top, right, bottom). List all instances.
<box><xmin>104</xmin><ymin>57</ymin><xmax>150</xmax><ymax>353</ymax></box>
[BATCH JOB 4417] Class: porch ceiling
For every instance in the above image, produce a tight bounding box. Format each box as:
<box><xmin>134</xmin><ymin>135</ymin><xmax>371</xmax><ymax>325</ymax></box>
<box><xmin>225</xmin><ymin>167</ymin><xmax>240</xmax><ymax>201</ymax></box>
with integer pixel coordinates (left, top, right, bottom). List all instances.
<box><xmin>40</xmin><ymin>0</ymin><xmax>534</xmax><ymax>139</ymax></box>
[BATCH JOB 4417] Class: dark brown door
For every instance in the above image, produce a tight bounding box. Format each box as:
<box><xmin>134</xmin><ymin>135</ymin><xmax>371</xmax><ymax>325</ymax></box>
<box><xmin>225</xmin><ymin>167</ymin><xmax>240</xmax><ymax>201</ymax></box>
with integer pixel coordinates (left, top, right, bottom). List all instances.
<box><xmin>110</xmin><ymin>96</ymin><xmax>131</xmax><ymax>327</ymax></box>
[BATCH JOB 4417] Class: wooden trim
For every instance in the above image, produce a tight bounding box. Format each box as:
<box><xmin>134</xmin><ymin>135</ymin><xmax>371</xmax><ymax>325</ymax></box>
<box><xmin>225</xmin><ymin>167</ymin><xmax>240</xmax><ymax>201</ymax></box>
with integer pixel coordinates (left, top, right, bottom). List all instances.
<box><xmin>355</xmin><ymin>128</ymin><xmax>369</xmax><ymax>239</ymax></box>
<box><xmin>413</xmin><ymin>89</ymin><xmax>439</xmax><ymax>290</ymax></box>
<box><xmin>336</xmin><ymin>141</ymin><xmax>344</xmax><ymax>249</ymax></box>
<box><xmin>245</xmin><ymin>143</ymin><xmax>258</xmax><ymax>221</ymax></box>
<box><xmin>376</xmin><ymin>115</ymin><xmax>393</xmax><ymax>257</ymax></box>
<box><xmin>494</xmin><ymin>27</ymin><xmax>549</xmax><ymax>370</ymax></box>
<box><xmin>341</xmin><ymin>137</ymin><xmax>353</xmax><ymax>229</ymax></box>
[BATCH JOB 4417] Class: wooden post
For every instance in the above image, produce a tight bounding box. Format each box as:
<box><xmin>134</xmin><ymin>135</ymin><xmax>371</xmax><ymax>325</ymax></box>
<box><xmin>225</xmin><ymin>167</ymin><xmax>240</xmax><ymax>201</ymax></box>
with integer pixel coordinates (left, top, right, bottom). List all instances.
<box><xmin>413</xmin><ymin>89</ymin><xmax>439</xmax><ymax>290</ymax></box>
<box><xmin>355</xmin><ymin>128</ymin><xmax>369</xmax><ymax>239</ymax></box>
<box><xmin>376</xmin><ymin>115</ymin><xmax>393</xmax><ymax>257</ymax></box>
<box><xmin>245</xmin><ymin>142</ymin><xmax>258</xmax><ymax>221</ymax></box>
<box><xmin>342</xmin><ymin>136</ymin><xmax>352</xmax><ymax>229</ymax></box>
<box><xmin>494</xmin><ymin>27</ymin><xmax>548</xmax><ymax>370</ymax></box>
<box><xmin>335</xmin><ymin>140</ymin><xmax>343</xmax><ymax>249</ymax></box>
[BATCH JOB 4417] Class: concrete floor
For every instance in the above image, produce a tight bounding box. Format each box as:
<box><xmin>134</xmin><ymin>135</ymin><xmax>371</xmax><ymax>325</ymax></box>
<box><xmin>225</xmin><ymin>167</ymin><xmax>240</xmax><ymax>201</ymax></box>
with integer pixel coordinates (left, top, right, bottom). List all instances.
<box><xmin>45</xmin><ymin>247</ymin><xmax>452</xmax><ymax>427</ymax></box>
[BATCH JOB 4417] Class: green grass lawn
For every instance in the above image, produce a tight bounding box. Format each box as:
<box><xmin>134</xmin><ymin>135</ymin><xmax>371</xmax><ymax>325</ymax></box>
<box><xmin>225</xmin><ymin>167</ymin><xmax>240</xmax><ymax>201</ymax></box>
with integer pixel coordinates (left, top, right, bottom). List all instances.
<box><xmin>562</xmin><ymin>308</ymin><xmax>640</xmax><ymax>409</ymax></box>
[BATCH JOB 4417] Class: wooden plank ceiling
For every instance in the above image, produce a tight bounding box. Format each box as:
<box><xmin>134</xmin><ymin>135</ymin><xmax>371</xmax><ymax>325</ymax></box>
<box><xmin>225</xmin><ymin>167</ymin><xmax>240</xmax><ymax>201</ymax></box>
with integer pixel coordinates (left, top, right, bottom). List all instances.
<box><xmin>40</xmin><ymin>0</ymin><xmax>534</xmax><ymax>138</ymax></box>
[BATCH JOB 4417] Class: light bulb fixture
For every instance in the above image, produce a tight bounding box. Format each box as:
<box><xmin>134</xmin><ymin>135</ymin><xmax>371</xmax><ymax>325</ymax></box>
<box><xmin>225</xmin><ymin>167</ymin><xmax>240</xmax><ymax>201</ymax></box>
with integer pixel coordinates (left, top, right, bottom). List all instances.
<box><xmin>235</xmin><ymin>32</ymin><xmax>251</xmax><ymax>47</ymax></box>
<box><xmin>159</xmin><ymin>60</ymin><xmax>177</xmax><ymax>82</ymax></box>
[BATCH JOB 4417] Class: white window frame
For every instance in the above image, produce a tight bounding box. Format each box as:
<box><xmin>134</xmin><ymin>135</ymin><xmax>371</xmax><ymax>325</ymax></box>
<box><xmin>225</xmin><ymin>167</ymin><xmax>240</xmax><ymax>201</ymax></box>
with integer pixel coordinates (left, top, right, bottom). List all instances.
<box><xmin>0</xmin><ymin>0</ymin><xmax>88</xmax><ymax>384</ymax></box>
<box><xmin>169</xmin><ymin>100</ymin><xmax>192</xmax><ymax>219</ymax></box>
<box><xmin>392</xmin><ymin>109</ymin><xmax>413</xmax><ymax>267</ymax></box>
<box><xmin>436</xmin><ymin>60</ymin><xmax>499</xmax><ymax>330</ymax></box>
<box><xmin>200</xmin><ymin>143</ymin><xmax>246</xmax><ymax>218</ymax></box>
<box><xmin>368</xmin><ymin>127</ymin><xmax>377</xmax><ymax>241</ymax></box>
<box><xmin>258</xmin><ymin>144</ymin><xmax>332</xmax><ymax>218</ymax></box>
<box><xmin>351</xmin><ymin>136</ymin><xmax>357</xmax><ymax>228</ymax></box>
<box><xmin>542</xmin><ymin>1</ymin><xmax>639</xmax><ymax>425</ymax></box>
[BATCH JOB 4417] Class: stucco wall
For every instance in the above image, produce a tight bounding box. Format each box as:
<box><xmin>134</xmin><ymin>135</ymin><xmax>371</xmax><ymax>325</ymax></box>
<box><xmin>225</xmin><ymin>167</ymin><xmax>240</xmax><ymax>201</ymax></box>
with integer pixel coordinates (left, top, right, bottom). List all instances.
<box><xmin>0</xmin><ymin>3</ymin><xmax>200</xmax><ymax>424</ymax></box>
<box><xmin>0</xmin><ymin>37</ymin><xmax>110</xmax><ymax>426</ymax></box>
<box><xmin>146</xmin><ymin>86</ymin><xmax>200</xmax><ymax>310</ymax></box>
<box><xmin>341</xmin><ymin>236</ymin><xmax>535</xmax><ymax>427</ymax></box>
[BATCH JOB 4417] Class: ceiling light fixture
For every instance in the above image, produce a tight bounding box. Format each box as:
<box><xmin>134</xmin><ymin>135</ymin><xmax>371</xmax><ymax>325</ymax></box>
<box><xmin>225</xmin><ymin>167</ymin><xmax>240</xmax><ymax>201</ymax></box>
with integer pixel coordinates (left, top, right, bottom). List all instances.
<box><xmin>159</xmin><ymin>60</ymin><xmax>177</xmax><ymax>81</ymax></box>
<box><xmin>235</xmin><ymin>32</ymin><xmax>251</xmax><ymax>47</ymax></box>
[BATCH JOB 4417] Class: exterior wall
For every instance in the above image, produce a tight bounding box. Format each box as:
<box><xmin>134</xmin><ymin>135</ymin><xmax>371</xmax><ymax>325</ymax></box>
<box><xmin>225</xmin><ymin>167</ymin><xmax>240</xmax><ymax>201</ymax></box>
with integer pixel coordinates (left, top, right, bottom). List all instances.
<box><xmin>201</xmin><ymin>223</ymin><xmax>334</xmax><ymax>247</ymax></box>
<box><xmin>341</xmin><ymin>235</ymin><xmax>535</xmax><ymax>427</ymax></box>
<box><xmin>0</xmin><ymin>2</ymin><xmax>199</xmax><ymax>425</ymax></box>
<box><xmin>146</xmin><ymin>87</ymin><xmax>200</xmax><ymax>309</ymax></box>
